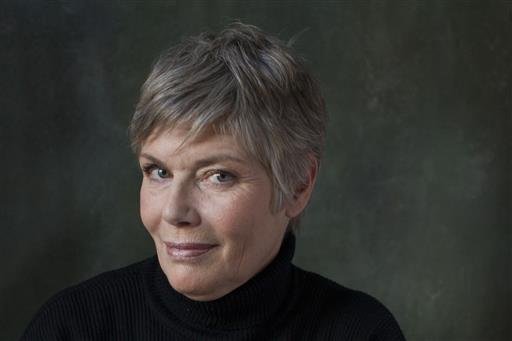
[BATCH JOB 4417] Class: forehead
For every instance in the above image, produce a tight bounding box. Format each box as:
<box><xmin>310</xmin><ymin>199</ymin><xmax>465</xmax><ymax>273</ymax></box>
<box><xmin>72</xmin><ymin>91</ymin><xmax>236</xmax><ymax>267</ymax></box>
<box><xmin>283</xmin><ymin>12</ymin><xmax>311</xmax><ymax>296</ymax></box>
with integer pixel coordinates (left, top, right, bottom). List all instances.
<box><xmin>139</xmin><ymin>127</ymin><xmax>251</xmax><ymax>164</ymax></box>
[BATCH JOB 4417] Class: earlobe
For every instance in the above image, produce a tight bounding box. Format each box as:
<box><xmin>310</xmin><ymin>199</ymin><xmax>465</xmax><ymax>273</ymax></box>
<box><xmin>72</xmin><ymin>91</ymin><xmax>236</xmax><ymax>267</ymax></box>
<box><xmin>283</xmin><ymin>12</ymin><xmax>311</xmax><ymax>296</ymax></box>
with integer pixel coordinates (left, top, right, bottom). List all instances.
<box><xmin>285</xmin><ymin>156</ymin><xmax>318</xmax><ymax>219</ymax></box>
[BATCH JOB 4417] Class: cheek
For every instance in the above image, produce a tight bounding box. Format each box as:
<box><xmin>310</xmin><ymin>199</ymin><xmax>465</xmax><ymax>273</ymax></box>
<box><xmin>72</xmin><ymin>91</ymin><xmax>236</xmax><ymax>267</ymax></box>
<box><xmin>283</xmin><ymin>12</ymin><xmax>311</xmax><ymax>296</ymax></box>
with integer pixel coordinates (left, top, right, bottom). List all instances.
<box><xmin>204</xmin><ymin>189</ymin><xmax>265</xmax><ymax>239</ymax></box>
<box><xmin>139</xmin><ymin>186</ymin><xmax>161</xmax><ymax>233</ymax></box>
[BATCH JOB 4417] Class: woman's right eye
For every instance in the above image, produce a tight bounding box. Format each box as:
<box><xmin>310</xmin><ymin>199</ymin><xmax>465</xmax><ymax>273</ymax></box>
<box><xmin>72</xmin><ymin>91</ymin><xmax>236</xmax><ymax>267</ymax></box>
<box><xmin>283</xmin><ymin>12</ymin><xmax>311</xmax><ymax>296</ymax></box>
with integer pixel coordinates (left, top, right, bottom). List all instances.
<box><xmin>142</xmin><ymin>165</ymin><xmax>170</xmax><ymax>180</ymax></box>
<box><xmin>155</xmin><ymin>168</ymin><xmax>169</xmax><ymax>178</ymax></box>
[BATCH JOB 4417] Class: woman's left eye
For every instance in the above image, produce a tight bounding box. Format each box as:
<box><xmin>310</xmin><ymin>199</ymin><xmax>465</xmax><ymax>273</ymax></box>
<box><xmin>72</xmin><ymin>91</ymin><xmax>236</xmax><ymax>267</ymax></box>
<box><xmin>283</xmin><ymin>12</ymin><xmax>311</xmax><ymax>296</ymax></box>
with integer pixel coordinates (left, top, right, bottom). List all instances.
<box><xmin>207</xmin><ymin>170</ymin><xmax>236</xmax><ymax>184</ymax></box>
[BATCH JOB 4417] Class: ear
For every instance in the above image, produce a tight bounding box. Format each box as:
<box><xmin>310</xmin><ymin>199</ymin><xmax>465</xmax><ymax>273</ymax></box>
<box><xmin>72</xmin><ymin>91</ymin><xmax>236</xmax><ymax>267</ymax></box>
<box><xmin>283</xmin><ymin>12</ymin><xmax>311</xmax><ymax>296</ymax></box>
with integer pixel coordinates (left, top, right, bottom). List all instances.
<box><xmin>284</xmin><ymin>155</ymin><xmax>319</xmax><ymax>219</ymax></box>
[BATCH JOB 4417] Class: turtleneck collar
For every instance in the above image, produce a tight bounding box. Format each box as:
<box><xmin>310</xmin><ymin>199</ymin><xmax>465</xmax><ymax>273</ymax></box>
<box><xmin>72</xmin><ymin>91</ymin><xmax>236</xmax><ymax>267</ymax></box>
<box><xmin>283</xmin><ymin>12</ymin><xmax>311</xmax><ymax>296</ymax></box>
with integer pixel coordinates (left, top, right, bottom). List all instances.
<box><xmin>143</xmin><ymin>232</ymin><xmax>296</xmax><ymax>332</ymax></box>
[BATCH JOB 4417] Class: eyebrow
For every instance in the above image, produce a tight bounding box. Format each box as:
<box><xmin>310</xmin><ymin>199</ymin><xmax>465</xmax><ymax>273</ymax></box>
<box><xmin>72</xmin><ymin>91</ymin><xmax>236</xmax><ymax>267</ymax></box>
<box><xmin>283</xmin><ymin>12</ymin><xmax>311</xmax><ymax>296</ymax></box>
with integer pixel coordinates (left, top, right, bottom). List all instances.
<box><xmin>139</xmin><ymin>153</ymin><xmax>246</xmax><ymax>168</ymax></box>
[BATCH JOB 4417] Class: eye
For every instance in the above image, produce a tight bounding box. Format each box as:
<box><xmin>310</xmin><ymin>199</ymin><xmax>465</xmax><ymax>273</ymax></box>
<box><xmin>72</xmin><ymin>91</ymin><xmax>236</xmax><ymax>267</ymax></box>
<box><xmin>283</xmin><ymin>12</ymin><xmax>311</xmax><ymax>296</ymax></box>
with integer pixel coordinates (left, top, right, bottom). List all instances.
<box><xmin>207</xmin><ymin>170</ymin><xmax>236</xmax><ymax>184</ymax></box>
<box><xmin>142</xmin><ymin>164</ymin><xmax>170</xmax><ymax>180</ymax></box>
<box><xmin>156</xmin><ymin>168</ymin><xmax>169</xmax><ymax>178</ymax></box>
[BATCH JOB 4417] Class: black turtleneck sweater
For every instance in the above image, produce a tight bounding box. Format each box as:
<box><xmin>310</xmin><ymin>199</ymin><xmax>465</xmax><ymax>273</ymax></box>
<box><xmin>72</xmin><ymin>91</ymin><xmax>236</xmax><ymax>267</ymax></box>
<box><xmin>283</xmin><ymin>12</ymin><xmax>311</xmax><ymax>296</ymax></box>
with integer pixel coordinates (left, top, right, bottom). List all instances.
<box><xmin>22</xmin><ymin>234</ymin><xmax>405</xmax><ymax>340</ymax></box>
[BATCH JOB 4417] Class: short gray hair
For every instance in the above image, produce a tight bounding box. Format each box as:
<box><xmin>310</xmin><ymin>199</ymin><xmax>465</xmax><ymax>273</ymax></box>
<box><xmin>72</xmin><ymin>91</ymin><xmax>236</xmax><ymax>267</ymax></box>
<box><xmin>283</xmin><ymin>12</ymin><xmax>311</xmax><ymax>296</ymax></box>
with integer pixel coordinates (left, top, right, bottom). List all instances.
<box><xmin>129</xmin><ymin>22</ymin><xmax>327</xmax><ymax>231</ymax></box>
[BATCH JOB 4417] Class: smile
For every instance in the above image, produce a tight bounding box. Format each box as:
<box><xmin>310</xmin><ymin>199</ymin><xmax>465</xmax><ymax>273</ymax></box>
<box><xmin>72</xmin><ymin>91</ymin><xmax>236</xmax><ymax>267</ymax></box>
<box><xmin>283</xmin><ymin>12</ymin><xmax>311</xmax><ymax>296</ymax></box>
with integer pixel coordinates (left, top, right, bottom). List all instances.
<box><xmin>164</xmin><ymin>242</ymin><xmax>217</xmax><ymax>260</ymax></box>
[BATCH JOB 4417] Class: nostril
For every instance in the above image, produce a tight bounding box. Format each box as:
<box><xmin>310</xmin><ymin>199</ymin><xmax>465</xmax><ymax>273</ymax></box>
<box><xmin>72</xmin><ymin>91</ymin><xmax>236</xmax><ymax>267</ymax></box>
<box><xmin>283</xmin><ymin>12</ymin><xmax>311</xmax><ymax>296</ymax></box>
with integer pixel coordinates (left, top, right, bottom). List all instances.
<box><xmin>162</xmin><ymin>196</ymin><xmax>201</xmax><ymax>227</ymax></box>
<box><xmin>175</xmin><ymin>220</ymin><xmax>192</xmax><ymax>228</ymax></box>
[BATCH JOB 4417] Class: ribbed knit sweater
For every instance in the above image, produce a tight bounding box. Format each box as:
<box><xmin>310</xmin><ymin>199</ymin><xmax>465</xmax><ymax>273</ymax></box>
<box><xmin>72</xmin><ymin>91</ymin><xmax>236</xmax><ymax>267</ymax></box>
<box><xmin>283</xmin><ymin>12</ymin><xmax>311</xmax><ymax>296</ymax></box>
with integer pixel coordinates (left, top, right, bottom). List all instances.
<box><xmin>22</xmin><ymin>234</ymin><xmax>405</xmax><ymax>340</ymax></box>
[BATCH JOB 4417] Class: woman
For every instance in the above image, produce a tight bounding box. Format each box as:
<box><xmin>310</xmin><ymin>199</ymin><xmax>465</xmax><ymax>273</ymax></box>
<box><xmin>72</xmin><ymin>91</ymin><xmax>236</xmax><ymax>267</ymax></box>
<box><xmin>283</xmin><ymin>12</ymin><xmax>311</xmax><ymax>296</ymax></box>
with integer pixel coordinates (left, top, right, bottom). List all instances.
<box><xmin>23</xmin><ymin>22</ymin><xmax>405</xmax><ymax>340</ymax></box>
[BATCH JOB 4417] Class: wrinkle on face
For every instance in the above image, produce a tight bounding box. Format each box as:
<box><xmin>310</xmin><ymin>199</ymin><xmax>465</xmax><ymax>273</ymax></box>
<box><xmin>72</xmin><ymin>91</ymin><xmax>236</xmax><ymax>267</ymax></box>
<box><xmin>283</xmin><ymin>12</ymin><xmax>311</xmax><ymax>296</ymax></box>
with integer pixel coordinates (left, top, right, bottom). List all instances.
<box><xmin>139</xmin><ymin>127</ymin><xmax>290</xmax><ymax>301</ymax></box>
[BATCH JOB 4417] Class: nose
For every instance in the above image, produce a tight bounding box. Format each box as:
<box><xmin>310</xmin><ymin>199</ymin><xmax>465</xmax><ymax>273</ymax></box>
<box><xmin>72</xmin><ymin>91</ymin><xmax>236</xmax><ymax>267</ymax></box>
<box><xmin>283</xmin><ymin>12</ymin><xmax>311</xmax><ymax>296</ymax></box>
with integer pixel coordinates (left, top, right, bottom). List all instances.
<box><xmin>162</xmin><ymin>180</ymin><xmax>201</xmax><ymax>228</ymax></box>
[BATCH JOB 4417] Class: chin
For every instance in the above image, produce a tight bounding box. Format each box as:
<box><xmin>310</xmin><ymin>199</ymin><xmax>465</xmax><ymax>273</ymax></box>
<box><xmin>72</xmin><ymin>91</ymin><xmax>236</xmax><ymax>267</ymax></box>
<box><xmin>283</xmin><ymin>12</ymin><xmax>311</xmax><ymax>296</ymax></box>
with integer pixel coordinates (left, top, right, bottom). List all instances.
<box><xmin>154</xmin><ymin>242</ymin><xmax>247</xmax><ymax>301</ymax></box>
<box><xmin>157</xmin><ymin>255</ymin><xmax>213</xmax><ymax>300</ymax></box>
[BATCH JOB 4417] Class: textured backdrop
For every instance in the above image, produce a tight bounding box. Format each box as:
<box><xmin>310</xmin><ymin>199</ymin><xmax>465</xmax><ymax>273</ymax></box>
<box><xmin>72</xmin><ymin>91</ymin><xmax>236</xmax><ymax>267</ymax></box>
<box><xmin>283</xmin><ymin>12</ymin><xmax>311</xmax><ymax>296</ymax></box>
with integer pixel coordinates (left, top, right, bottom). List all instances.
<box><xmin>1</xmin><ymin>1</ymin><xmax>510</xmax><ymax>340</ymax></box>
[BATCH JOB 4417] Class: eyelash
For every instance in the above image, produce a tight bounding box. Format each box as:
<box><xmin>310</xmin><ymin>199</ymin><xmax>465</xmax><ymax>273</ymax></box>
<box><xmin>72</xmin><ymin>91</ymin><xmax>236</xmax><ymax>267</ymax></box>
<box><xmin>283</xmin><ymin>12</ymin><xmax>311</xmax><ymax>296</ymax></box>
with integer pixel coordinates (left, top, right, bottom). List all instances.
<box><xmin>142</xmin><ymin>164</ymin><xmax>163</xmax><ymax>176</ymax></box>
<box><xmin>203</xmin><ymin>169</ymin><xmax>236</xmax><ymax>184</ymax></box>
<box><xmin>141</xmin><ymin>164</ymin><xmax>236</xmax><ymax>185</ymax></box>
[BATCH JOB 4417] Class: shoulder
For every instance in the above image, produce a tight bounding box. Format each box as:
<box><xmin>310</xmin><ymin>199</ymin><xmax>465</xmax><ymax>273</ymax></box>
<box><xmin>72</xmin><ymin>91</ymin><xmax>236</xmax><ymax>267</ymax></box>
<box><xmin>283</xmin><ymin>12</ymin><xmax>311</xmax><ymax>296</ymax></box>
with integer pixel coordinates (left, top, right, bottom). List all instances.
<box><xmin>295</xmin><ymin>266</ymin><xmax>390</xmax><ymax>315</ymax></box>
<box><xmin>291</xmin><ymin>266</ymin><xmax>405</xmax><ymax>340</ymax></box>
<box><xmin>44</xmin><ymin>256</ymin><xmax>151</xmax><ymax>306</ymax></box>
<box><xmin>21</xmin><ymin>256</ymin><xmax>156</xmax><ymax>340</ymax></box>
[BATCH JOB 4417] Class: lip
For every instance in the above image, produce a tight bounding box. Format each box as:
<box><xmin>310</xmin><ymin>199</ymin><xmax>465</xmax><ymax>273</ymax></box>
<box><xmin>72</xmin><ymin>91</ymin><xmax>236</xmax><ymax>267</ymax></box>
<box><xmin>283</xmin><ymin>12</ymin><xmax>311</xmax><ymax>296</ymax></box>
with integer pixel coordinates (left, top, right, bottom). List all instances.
<box><xmin>164</xmin><ymin>242</ymin><xmax>217</xmax><ymax>260</ymax></box>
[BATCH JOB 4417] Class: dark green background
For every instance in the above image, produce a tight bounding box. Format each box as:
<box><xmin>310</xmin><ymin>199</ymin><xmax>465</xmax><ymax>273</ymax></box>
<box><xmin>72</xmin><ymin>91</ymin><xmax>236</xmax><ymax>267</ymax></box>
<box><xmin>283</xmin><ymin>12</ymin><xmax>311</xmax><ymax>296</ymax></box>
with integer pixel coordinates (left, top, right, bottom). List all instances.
<box><xmin>1</xmin><ymin>1</ymin><xmax>510</xmax><ymax>340</ymax></box>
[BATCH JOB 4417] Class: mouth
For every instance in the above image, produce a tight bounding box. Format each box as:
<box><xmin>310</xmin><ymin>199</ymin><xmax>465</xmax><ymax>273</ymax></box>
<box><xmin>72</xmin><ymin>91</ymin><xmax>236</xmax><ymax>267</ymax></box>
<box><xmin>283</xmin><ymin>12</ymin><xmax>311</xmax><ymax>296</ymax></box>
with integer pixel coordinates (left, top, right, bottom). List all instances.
<box><xmin>164</xmin><ymin>242</ymin><xmax>218</xmax><ymax>260</ymax></box>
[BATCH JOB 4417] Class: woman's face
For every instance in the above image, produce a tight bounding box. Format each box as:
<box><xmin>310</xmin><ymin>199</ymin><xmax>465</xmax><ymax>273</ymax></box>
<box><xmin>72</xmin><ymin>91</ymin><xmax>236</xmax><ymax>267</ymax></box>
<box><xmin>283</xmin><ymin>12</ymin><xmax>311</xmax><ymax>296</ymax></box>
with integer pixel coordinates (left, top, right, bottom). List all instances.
<box><xmin>138</xmin><ymin>127</ymin><xmax>290</xmax><ymax>301</ymax></box>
